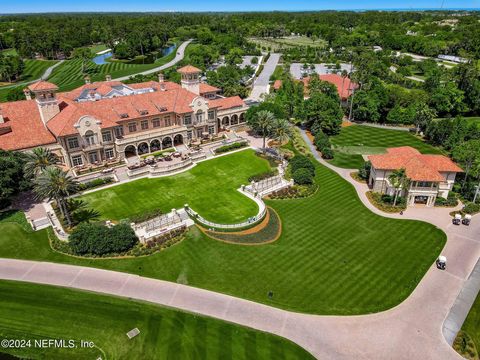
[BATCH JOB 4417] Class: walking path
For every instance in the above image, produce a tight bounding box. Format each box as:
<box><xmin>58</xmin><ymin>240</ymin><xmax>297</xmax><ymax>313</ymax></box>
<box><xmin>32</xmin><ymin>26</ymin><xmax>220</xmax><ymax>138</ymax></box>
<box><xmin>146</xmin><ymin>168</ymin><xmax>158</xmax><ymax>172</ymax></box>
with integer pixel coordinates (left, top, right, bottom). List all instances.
<box><xmin>1</xmin><ymin>130</ymin><xmax>479</xmax><ymax>359</ymax></box>
<box><xmin>248</xmin><ymin>53</ymin><xmax>280</xmax><ymax>101</ymax></box>
<box><xmin>113</xmin><ymin>40</ymin><xmax>192</xmax><ymax>81</ymax></box>
<box><xmin>0</xmin><ymin>60</ymin><xmax>64</xmax><ymax>90</ymax></box>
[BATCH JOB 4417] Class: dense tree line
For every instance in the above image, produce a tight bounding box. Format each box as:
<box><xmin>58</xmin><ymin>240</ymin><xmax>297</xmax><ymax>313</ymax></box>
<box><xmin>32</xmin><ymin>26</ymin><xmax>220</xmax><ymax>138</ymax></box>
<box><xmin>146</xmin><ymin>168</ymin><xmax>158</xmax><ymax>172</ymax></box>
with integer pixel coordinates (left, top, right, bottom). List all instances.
<box><xmin>1</xmin><ymin>11</ymin><xmax>479</xmax><ymax>60</ymax></box>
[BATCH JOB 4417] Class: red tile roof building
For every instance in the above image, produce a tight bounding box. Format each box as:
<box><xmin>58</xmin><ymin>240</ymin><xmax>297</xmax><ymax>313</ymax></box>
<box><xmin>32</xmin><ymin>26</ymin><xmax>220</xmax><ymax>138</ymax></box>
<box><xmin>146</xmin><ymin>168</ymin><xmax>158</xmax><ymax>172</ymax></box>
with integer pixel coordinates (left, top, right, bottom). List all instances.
<box><xmin>272</xmin><ymin>74</ymin><xmax>358</xmax><ymax>100</ymax></box>
<box><xmin>367</xmin><ymin>147</ymin><xmax>463</xmax><ymax>207</ymax></box>
<box><xmin>0</xmin><ymin>66</ymin><xmax>248</xmax><ymax>170</ymax></box>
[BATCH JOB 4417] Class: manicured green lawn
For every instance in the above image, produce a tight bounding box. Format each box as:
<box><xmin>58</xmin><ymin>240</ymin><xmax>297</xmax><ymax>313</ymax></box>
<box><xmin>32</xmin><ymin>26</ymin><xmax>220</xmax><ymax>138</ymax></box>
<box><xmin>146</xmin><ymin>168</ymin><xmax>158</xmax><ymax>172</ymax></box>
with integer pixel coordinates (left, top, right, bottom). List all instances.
<box><xmin>0</xmin><ymin>150</ymin><xmax>446</xmax><ymax>315</ymax></box>
<box><xmin>48</xmin><ymin>43</ymin><xmax>179</xmax><ymax>92</ymax></box>
<box><xmin>79</xmin><ymin>150</ymin><xmax>270</xmax><ymax>224</ymax></box>
<box><xmin>454</xmin><ymin>291</ymin><xmax>480</xmax><ymax>359</ymax></box>
<box><xmin>0</xmin><ymin>281</ymin><xmax>312</xmax><ymax>360</ymax></box>
<box><xmin>329</xmin><ymin>151</ymin><xmax>365</xmax><ymax>169</ymax></box>
<box><xmin>328</xmin><ymin>124</ymin><xmax>443</xmax><ymax>169</ymax></box>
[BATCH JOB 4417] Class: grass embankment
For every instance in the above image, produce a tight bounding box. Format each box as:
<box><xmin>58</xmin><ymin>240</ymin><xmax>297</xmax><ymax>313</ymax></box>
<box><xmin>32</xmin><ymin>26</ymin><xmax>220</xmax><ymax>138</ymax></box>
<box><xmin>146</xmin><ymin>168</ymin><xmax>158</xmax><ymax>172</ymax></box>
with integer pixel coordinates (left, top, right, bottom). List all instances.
<box><xmin>0</xmin><ymin>280</ymin><xmax>313</xmax><ymax>360</ymax></box>
<box><xmin>0</xmin><ymin>148</ymin><xmax>446</xmax><ymax>315</ymax></box>
<box><xmin>328</xmin><ymin>124</ymin><xmax>442</xmax><ymax>169</ymax></box>
<box><xmin>454</xmin><ymin>291</ymin><xmax>480</xmax><ymax>360</ymax></box>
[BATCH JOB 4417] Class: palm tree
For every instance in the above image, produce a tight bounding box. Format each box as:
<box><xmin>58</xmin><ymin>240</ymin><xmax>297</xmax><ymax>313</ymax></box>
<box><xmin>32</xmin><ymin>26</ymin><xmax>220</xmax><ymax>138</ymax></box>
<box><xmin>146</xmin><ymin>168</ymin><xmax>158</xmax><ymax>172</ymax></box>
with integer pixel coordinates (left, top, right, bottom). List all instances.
<box><xmin>271</xmin><ymin>118</ymin><xmax>292</xmax><ymax>147</ymax></box>
<box><xmin>67</xmin><ymin>199</ymin><xmax>100</xmax><ymax>225</ymax></box>
<box><xmin>34</xmin><ymin>167</ymin><xmax>78</xmax><ymax>227</ymax></box>
<box><xmin>254</xmin><ymin>110</ymin><xmax>275</xmax><ymax>153</ymax></box>
<box><xmin>24</xmin><ymin>147</ymin><xmax>59</xmax><ymax>178</ymax></box>
<box><xmin>388</xmin><ymin>168</ymin><xmax>410</xmax><ymax>207</ymax></box>
<box><xmin>340</xmin><ymin>70</ymin><xmax>348</xmax><ymax>106</ymax></box>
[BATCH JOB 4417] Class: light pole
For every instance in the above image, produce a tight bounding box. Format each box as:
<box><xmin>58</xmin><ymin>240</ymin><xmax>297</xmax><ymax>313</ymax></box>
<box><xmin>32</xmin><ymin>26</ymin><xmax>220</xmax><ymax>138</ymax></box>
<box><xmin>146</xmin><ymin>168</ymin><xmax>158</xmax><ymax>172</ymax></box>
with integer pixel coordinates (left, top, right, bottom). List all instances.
<box><xmin>473</xmin><ymin>184</ymin><xmax>480</xmax><ymax>204</ymax></box>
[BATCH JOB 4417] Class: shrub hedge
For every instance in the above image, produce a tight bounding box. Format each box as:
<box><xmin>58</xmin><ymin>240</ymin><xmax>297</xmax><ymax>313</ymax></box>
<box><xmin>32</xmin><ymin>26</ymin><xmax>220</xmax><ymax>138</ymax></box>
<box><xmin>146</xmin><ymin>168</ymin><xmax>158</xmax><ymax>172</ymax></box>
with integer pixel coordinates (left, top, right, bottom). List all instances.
<box><xmin>293</xmin><ymin>168</ymin><xmax>314</xmax><ymax>185</ymax></box>
<box><xmin>69</xmin><ymin>223</ymin><xmax>138</xmax><ymax>256</ymax></box>
<box><xmin>290</xmin><ymin>155</ymin><xmax>315</xmax><ymax>176</ymax></box>
<box><xmin>78</xmin><ymin>177</ymin><xmax>114</xmax><ymax>192</ymax></box>
<box><xmin>214</xmin><ymin>141</ymin><xmax>248</xmax><ymax>154</ymax></box>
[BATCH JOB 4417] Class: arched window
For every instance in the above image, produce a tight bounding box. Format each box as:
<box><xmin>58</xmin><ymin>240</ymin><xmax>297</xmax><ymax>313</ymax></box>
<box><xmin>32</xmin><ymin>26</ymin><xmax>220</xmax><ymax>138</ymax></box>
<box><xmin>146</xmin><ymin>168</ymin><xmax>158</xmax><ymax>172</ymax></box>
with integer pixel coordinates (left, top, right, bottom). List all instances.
<box><xmin>196</xmin><ymin>110</ymin><xmax>204</xmax><ymax>123</ymax></box>
<box><xmin>84</xmin><ymin>130</ymin><xmax>96</xmax><ymax>146</ymax></box>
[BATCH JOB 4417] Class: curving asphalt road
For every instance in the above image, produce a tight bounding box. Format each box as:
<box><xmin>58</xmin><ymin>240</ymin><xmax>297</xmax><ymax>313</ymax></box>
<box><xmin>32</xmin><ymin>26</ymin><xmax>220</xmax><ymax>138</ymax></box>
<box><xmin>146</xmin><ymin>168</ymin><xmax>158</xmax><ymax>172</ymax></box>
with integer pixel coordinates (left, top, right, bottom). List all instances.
<box><xmin>113</xmin><ymin>40</ymin><xmax>193</xmax><ymax>81</ymax></box>
<box><xmin>0</xmin><ymin>130</ymin><xmax>479</xmax><ymax>359</ymax></box>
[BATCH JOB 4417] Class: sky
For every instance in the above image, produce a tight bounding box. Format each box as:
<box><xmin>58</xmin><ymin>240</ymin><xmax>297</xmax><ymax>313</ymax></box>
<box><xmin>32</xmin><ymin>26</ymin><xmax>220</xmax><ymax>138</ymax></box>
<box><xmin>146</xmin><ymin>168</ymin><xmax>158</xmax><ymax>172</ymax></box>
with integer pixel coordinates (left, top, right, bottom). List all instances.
<box><xmin>1</xmin><ymin>0</ymin><xmax>478</xmax><ymax>14</ymax></box>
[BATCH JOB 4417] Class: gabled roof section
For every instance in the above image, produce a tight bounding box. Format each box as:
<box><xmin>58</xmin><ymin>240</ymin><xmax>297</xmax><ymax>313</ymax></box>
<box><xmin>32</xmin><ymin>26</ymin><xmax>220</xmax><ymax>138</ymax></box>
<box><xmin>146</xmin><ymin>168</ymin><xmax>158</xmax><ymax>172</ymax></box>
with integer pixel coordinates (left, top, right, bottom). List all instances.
<box><xmin>0</xmin><ymin>100</ymin><xmax>56</xmax><ymax>150</ymax></box>
<box><xmin>209</xmin><ymin>96</ymin><xmax>245</xmax><ymax>110</ymax></box>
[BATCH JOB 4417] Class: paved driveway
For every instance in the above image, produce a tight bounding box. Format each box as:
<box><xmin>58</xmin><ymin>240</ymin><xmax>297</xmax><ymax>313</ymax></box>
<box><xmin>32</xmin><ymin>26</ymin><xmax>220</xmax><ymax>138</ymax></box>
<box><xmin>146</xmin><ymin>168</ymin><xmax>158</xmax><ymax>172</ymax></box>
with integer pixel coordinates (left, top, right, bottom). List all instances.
<box><xmin>248</xmin><ymin>53</ymin><xmax>280</xmax><ymax>101</ymax></box>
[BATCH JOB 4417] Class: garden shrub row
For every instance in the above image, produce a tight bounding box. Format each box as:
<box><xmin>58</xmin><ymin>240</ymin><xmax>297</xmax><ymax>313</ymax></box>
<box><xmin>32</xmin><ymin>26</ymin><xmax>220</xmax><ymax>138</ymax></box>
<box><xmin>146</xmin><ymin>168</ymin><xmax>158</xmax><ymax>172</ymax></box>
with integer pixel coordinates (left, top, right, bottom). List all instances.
<box><xmin>69</xmin><ymin>223</ymin><xmax>138</xmax><ymax>256</ymax></box>
<box><xmin>214</xmin><ymin>141</ymin><xmax>248</xmax><ymax>154</ymax></box>
<box><xmin>366</xmin><ymin>191</ymin><xmax>406</xmax><ymax>213</ymax></box>
<box><xmin>314</xmin><ymin>131</ymin><xmax>334</xmax><ymax>159</ymax></box>
<box><xmin>77</xmin><ymin>177</ymin><xmax>114</xmax><ymax>192</ymax></box>
<box><xmin>290</xmin><ymin>155</ymin><xmax>315</xmax><ymax>185</ymax></box>
<box><xmin>145</xmin><ymin>226</ymin><xmax>187</xmax><ymax>249</ymax></box>
<box><xmin>434</xmin><ymin>194</ymin><xmax>459</xmax><ymax>207</ymax></box>
<box><xmin>267</xmin><ymin>184</ymin><xmax>317</xmax><ymax>199</ymax></box>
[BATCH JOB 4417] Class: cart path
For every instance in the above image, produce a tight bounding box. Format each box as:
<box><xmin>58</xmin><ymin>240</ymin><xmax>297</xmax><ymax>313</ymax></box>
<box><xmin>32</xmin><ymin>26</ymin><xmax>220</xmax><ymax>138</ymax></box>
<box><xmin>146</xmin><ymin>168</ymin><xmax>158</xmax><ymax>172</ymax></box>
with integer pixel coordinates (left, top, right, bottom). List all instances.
<box><xmin>113</xmin><ymin>40</ymin><xmax>193</xmax><ymax>81</ymax></box>
<box><xmin>0</xmin><ymin>133</ymin><xmax>479</xmax><ymax>358</ymax></box>
<box><xmin>0</xmin><ymin>60</ymin><xmax>64</xmax><ymax>90</ymax></box>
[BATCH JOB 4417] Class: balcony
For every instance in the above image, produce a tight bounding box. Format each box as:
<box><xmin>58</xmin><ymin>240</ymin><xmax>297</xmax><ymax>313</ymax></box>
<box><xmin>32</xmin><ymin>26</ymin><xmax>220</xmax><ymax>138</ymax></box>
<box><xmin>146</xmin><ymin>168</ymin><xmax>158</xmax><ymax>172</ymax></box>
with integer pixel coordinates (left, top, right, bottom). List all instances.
<box><xmin>115</xmin><ymin>125</ymin><xmax>188</xmax><ymax>145</ymax></box>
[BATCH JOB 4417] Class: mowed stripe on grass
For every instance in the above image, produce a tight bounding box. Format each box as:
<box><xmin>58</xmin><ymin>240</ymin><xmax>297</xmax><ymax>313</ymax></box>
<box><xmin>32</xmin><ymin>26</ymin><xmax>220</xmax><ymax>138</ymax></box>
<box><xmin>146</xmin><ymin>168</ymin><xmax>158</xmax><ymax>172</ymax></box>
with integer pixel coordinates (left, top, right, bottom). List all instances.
<box><xmin>0</xmin><ymin>150</ymin><xmax>446</xmax><ymax>315</ymax></box>
<box><xmin>0</xmin><ymin>280</ymin><xmax>313</xmax><ymax>360</ymax></box>
<box><xmin>330</xmin><ymin>125</ymin><xmax>442</xmax><ymax>154</ymax></box>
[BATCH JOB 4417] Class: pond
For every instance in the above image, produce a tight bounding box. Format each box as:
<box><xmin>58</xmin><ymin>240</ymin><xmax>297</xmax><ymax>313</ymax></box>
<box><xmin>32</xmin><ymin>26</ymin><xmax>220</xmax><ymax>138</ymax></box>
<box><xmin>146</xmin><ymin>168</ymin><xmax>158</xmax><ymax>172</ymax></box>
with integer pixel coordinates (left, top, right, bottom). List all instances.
<box><xmin>92</xmin><ymin>44</ymin><xmax>176</xmax><ymax>65</ymax></box>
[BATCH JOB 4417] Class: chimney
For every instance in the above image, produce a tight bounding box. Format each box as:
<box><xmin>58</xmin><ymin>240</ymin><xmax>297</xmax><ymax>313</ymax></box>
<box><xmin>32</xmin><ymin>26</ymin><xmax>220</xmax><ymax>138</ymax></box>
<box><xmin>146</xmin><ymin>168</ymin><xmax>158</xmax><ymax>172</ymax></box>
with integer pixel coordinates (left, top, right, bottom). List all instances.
<box><xmin>105</xmin><ymin>74</ymin><xmax>112</xmax><ymax>81</ymax></box>
<box><xmin>84</xmin><ymin>75</ymin><xmax>91</xmax><ymax>84</ymax></box>
<box><xmin>0</xmin><ymin>107</ymin><xmax>4</xmax><ymax>123</ymax></box>
<box><xmin>23</xmin><ymin>88</ymin><xmax>32</xmax><ymax>100</ymax></box>
<box><xmin>160</xmin><ymin>83</ymin><xmax>166</xmax><ymax>91</ymax></box>
<box><xmin>158</xmin><ymin>72</ymin><xmax>164</xmax><ymax>83</ymax></box>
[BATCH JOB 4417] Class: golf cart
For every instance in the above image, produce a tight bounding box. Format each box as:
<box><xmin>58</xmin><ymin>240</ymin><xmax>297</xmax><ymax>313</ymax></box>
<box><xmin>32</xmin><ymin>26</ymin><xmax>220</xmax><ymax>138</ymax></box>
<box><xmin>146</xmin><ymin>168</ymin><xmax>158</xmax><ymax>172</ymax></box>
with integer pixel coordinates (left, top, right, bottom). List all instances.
<box><xmin>462</xmin><ymin>214</ymin><xmax>472</xmax><ymax>226</ymax></box>
<box><xmin>453</xmin><ymin>213</ymin><xmax>462</xmax><ymax>225</ymax></box>
<box><xmin>436</xmin><ymin>256</ymin><xmax>447</xmax><ymax>270</ymax></box>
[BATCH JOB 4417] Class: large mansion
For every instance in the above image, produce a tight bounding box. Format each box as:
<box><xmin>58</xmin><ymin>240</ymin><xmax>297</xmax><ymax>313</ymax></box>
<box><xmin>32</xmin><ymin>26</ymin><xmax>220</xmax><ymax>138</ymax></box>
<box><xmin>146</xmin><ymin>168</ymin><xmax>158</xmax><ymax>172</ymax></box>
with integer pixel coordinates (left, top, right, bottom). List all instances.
<box><xmin>0</xmin><ymin>65</ymin><xmax>248</xmax><ymax>169</ymax></box>
<box><xmin>368</xmin><ymin>147</ymin><xmax>463</xmax><ymax>207</ymax></box>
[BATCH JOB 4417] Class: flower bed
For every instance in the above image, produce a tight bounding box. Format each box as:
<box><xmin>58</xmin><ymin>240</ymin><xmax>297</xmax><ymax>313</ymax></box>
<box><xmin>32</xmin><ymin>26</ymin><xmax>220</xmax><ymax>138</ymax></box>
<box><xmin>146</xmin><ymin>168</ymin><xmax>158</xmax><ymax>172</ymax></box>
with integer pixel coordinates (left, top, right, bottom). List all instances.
<box><xmin>140</xmin><ymin>148</ymin><xmax>175</xmax><ymax>159</ymax></box>
<box><xmin>366</xmin><ymin>191</ymin><xmax>406</xmax><ymax>213</ymax></box>
<box><xmin>267</xmin><ymin>184</ymin><xmax>317</xmax><ymax>199</ymax></box>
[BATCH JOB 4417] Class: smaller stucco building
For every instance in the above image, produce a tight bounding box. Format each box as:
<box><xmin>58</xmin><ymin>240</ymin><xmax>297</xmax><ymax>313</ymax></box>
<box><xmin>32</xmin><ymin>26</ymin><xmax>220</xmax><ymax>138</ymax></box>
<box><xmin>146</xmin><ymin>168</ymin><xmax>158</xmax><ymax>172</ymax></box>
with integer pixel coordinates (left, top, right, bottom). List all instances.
<box><xmin>368</xmin><ymin>146</ymin><xmax>463</xmax><ymax>207</ymax></box>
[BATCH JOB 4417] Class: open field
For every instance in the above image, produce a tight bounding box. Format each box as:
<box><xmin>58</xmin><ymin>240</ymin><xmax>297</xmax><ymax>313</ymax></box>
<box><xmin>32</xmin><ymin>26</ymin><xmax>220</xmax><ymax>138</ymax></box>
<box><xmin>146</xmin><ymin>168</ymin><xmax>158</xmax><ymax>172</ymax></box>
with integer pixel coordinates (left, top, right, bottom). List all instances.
<box><xmin>0</xmin><ymin>280</ymin><xmax>313</xmax><ymax>360</ymax></box>
<box><xmin>454</xmin><ymin>291</ymin><xmax>480</xmax><ymax>359</ymax></box>
<box><xmin>0</xmin><ymin>148</ymin><xmax>446</xmax><ymax>314</ymax></box>
<box><xmin>79</xmin><ymin>150</ymin><xmax>270</xmax><ymax>224</ymax></box>
<box><xmin>328</xmin><ymin>124</ymin><xmax>442</xmax><ymax>169</ymax></box>
<box><xmin>250</xmin><ymin>36</ymin><xmax>327</xmax><ymax>51</ymax></box>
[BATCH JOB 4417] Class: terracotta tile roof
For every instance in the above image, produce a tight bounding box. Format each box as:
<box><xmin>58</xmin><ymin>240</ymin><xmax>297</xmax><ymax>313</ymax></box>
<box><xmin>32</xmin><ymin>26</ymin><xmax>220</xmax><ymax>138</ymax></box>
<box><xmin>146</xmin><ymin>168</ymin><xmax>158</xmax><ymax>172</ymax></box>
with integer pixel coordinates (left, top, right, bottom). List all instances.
<box><xmin>177</xmin><ymin>65</ymin><xmax>202</xmax><ymax>74</ymax></box>
<box><xmin>27</xmin><ymin>81</ymin><xmax>58</xmax><ymax>92</ymax></box>
<box><xmin>199</xmin><ymin>83</ymin><xmax>220</xmax><ymax>94</ymax></box>
<box><xmin>270</xmin><ymin>74</ymin><xmax>357</xmax><ymax>100</ymax></box>
<box><xmin>273</xmin><ymin>80</ymin><xmax>282</xmax><ymax>90</ymax></box>
<box><xmin>0</xmin><ymin>100</ymin><xmax>56</xmax><ymax>150</ymax></box>
<box><xmin>209</xmin><ymin>96</ymin><xmax>245</xmax><ymax>110</ymax></box>
<box><xmin>368</xmin><ymin>146</ymin><xmax>463</xmax><ymax>182</ymax></box>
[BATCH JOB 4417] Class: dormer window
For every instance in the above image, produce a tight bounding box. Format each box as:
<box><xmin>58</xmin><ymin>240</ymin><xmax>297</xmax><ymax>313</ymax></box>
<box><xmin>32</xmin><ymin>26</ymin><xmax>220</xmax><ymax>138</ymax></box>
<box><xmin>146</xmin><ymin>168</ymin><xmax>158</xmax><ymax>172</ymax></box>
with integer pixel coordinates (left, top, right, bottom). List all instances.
<box><xmin>120</xmin><ymin>113</ymin><xmax>129</xmax><ymax>119</ymax></box>
<box><xmin>139</xmin><ymin>110</ymin><xmax>149</xmax><ymax>116</ymax></box>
